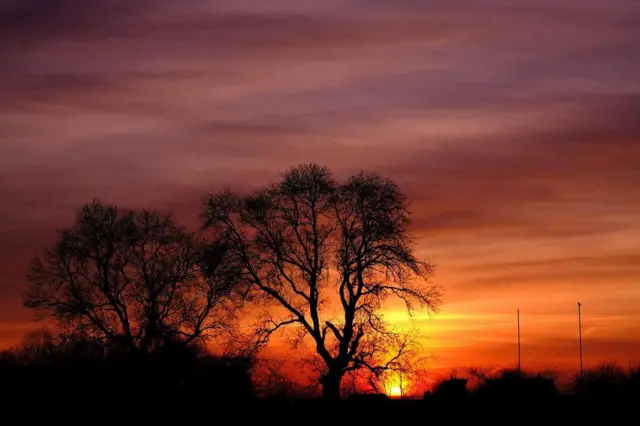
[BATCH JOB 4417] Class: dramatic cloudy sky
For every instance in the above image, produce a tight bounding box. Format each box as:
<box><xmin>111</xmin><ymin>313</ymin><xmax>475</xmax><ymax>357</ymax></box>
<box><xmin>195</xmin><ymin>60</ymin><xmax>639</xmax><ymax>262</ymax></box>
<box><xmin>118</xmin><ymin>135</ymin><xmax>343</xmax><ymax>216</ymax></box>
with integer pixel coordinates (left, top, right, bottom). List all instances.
<box><xmin>1</xmin><ymin>0</ymin><xmax>639</xmax><ymax>372</ymax></box>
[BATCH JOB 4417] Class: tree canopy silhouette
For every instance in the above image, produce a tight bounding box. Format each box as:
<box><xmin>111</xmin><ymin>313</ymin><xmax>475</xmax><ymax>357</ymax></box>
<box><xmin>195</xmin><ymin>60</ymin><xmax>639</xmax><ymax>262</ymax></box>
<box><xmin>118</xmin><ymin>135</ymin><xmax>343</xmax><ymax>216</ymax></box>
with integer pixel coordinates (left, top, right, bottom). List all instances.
<box><xmin>201</xmin><ymin>164</ymin><xmax>441</xmax><ymax>399</ymax></box>
<box><xmin>24</xmin><ymin>201</ymin><xmax>241</xmax><ymax>355</ymax></box>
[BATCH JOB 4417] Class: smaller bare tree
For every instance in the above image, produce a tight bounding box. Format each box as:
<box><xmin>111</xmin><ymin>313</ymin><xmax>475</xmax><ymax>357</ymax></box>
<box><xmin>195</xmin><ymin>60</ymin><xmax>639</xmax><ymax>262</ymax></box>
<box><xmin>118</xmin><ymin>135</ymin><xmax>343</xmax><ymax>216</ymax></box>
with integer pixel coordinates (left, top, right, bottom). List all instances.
<box><xmin>253</xmin><ymin>355</ymin><xmax>296</xmax><ymax>398</ymax></box>
<box><xmin>24</xmin><ymin>200</ymin><xmax>241</xmax><ymax>355</ymax></box>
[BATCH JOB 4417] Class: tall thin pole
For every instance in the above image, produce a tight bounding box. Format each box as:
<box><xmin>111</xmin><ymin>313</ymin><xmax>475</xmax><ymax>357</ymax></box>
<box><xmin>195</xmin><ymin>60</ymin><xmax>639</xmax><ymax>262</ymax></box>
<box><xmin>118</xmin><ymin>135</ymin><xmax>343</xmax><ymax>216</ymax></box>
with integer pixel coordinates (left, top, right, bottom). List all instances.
<box><xmin>517</xmin><ymin>309</ymin><xmax>521</xmax><ymax>371</ymax></box>
<box><xmin>578</xmin><ymin>302</ymin><xmax>583</xmax><ymax>378</ymax></box>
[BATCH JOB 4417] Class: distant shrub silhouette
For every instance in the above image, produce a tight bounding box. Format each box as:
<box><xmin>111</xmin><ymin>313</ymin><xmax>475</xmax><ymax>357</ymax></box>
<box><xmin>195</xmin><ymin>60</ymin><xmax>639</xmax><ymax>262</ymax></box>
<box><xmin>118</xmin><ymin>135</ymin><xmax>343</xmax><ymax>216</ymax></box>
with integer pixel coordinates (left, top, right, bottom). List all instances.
<box><xmin>429</xmin><ymin>376</ymin><xmax>469</xmax><ymax>402</ymax></box>
<box><xmin>252</xmin><ymin>356</ymin><xmax>320</xmax><ymax>400</ymax></box>
<box><xmin>0</xmin><ymin>331</ymin><xmax>254</xmax><ymax>404</ymax></box>
<box><xmin>471</xmin><ymin>369</ymin><xmax>557</xmax><ymax>402</ymax></box>
<box><xmin>574</xmin><ymin>363</ymin><xmax>640</xmax><ymax>403</ymax></box>
<box><xmin>627</xmin><ymin>366</ymin><xmax>640</xmax><ymax>399</ymax></box>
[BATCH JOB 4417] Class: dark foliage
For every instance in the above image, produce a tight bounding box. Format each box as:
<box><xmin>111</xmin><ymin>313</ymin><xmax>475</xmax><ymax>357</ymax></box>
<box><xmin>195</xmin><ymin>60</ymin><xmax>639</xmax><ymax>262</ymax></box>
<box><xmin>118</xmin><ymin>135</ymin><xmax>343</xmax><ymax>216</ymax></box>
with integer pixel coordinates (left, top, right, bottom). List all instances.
<box><xmin>0</xmin><ymin>331</ymin><xmax>254</xmax><ymax>406</ymax></box>
<box><xmin>429</xmin><ymin>376</ymin><xmax>469</xmax><ymax>401</ymax></box>
<box><xmin>574</xmin><ymin>363</ymin><xmax>640</xmax><ymax>404</ymax></box>
<box><xmin>472</xmin><ymin>369</ymin><xmax>557</xmax><ymax>403</ymax></box>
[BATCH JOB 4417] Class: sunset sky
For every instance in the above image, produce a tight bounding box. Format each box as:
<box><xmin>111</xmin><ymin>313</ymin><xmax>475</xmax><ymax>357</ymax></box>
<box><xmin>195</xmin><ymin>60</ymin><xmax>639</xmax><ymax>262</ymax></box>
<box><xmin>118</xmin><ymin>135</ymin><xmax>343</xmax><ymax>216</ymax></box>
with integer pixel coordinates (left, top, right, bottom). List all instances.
<box><xmin>1</xmin><ymin>0</ymin><xmax>639</xmax><ymax>374</ymax></box>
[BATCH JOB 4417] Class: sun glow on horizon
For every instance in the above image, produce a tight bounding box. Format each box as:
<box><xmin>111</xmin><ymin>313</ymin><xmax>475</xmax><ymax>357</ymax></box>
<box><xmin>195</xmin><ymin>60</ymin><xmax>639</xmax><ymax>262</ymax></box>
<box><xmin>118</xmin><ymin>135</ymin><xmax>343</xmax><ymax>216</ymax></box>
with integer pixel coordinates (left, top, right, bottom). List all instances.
<box><xmin>383</xmin><ymin>372</ymin><xmax>408</xmax><ymax>398</ymax></box>
<box><xmin>387</xmin><ymin>385</ymin><xmax>403</xmax><ymax>398</ymax></box>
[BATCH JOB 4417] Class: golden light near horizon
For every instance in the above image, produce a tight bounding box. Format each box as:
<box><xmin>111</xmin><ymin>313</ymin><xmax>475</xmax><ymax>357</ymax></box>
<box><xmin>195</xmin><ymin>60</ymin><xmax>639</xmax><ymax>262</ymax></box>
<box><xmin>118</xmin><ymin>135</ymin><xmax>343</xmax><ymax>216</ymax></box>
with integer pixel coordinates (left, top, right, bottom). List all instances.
<box><xmin>383</xmin><ymin>372</ymin><xmax>407</xmax><ymax>398</ymax></box>
<box><xmin>387</xmin><ymin>385</ymin><xmax>403</xmax><ymax>398</ymax></box>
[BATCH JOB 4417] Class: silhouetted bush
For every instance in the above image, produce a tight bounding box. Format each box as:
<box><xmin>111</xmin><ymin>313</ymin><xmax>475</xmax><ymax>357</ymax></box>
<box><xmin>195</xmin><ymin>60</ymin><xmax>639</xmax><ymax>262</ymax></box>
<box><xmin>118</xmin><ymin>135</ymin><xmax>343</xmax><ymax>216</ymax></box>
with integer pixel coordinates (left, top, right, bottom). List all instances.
<box><xmin>430</xmin><ymin>376</ymin><xmax>469</xmax><ymax>402</ymax></box>
<box><xmin>0</xmin><ymin>332</ymin><xmax>254</xmax><ymax>405</ymax></box>
<box><xmin>471</xmin><ymin>369</ymin><xmax>557</xmax><ymax>402</ymax></box>
<box><xmin>574</xmin><ymin>363</ymin><xmax>640</xmax><ymax>403</ymax></box>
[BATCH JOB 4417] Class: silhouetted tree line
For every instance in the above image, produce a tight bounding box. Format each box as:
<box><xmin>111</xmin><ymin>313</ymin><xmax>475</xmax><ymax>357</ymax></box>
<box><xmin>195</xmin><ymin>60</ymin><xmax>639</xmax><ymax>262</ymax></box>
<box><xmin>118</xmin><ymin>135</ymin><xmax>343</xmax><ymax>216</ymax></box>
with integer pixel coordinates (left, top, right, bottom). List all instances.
<box><xmin>1</xmin><ymin>164</ymin><xmax>637</xmax><ymax>411</ymax></box>
<box><xmin>1</xmin><ymin>164</ymin><xmax>441</xmax><ymax>403</ymax></box>
<box><xmin>422</xmin><ymin>366</ymin><xmax>640</xmax><ymax>409</ymax></box>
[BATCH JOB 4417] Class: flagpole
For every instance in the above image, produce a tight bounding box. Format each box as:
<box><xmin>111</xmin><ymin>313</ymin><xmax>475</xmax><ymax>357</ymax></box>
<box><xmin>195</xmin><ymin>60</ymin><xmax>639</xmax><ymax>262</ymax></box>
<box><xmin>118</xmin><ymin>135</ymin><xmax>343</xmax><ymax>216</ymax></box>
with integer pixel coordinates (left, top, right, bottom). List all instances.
<box><xmin>517</xmin><ymin>308</ymin><xmax>521</xmax><ymax>371</ymax></box>
<box><xmin>578</xmin><ymin>302</ymin><xmax>583</xmax><ymax>379</ymax></box>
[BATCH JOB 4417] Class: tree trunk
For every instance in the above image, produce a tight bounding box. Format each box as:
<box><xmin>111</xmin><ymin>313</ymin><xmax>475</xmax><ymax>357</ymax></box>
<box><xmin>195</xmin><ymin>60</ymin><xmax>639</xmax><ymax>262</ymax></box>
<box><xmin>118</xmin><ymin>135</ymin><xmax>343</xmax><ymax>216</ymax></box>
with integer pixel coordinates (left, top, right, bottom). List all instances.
<box><xmin>321</xmin><ymin>371</ymin><xmax>343</xmax><ymax>401</ymax></box>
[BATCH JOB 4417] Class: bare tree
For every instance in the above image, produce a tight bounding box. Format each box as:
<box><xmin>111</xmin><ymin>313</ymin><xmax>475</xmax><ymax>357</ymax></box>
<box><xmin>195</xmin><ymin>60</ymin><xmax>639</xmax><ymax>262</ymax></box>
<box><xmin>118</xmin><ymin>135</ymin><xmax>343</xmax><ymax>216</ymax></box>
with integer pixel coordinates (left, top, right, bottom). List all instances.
<box><xmin>11</xmin><ymin>328</ymin><xmax>58</xmax><ymax>365</ymax></box>
<box><xmin>201</xmin><ymin>164</ymin><xmax>441</xmax><ymax>399</ymax></box>
<box><xmin>25</xmin><ymin>200</ymin><xmax>240</xmax><ymax>355</ymax></box>
<box><xmin>253</xmin><ymin>355</ymin><xmax>297</xmax><ymax>398</ymax></box>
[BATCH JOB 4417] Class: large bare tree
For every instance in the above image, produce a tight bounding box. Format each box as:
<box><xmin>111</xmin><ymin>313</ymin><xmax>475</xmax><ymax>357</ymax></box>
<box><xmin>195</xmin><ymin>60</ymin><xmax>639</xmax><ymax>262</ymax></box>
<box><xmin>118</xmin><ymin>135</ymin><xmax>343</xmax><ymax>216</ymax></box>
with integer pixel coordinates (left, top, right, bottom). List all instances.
<box><xmin>201</xmin><ymin>164</ymin><xmax>441</xmax><ymax>399</ymax></box>
<box><xmin>25</xmin><ymin>200</ymin><xmax>240</xmax><ymax>355</ymax></box>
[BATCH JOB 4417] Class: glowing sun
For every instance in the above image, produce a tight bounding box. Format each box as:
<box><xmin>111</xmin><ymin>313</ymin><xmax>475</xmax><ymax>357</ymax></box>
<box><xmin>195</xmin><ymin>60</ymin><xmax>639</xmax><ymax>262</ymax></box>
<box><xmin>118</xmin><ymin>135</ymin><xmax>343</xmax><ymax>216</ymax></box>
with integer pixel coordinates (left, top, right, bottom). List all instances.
<box><xmin>388</xmin><ymin>385</ymin><xmax>403</xmax><ymax>398</ymax></box>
